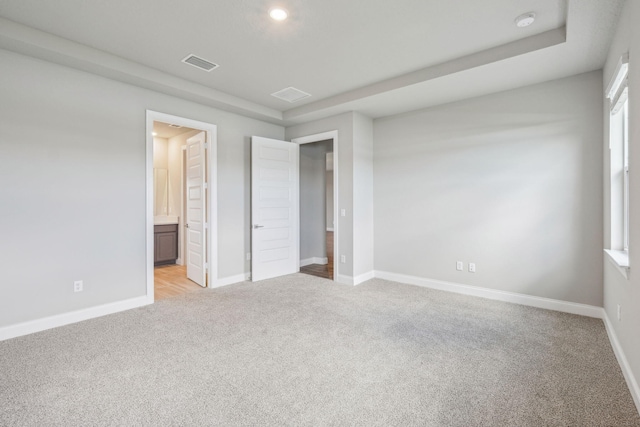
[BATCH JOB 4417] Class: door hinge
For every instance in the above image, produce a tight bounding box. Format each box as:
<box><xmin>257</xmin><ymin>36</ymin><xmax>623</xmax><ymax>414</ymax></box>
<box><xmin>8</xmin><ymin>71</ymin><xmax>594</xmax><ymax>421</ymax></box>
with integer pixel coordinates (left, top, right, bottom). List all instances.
<box><xmin>204</xmin><ymin>262</ymin><xmax>208</xmax><ymax>270</ymax></box>
<box><xmin>204</xmin><ymin>142</ymin><xmax>210</xmax><ymax>150</ymax></box>
<box><xmin>204</xmin><ymin>182</ymin><xmax>208</xmax><ymax>189</ymax></box>
<box><xmin>204</xmin><ymin>222</ymin><xmax>209</xmax><ymax>229</ymax></box>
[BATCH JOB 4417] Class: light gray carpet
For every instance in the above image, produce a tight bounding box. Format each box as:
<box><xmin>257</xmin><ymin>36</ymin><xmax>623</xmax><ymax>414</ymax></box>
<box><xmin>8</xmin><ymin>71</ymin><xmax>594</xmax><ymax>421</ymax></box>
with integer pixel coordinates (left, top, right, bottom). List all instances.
<box><xmin>1</xmin><ymin>274</ymin><xmax>639</xmax><ymax>426</ymax></box>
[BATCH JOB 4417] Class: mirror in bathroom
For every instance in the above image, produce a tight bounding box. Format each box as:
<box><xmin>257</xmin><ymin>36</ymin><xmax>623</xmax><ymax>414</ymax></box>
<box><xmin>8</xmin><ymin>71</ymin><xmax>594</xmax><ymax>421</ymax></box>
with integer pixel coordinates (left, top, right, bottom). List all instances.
<box><xmin>154</xmin><ymin>168</ymin><xmax>170</xmax><ymax>216</ymax></box>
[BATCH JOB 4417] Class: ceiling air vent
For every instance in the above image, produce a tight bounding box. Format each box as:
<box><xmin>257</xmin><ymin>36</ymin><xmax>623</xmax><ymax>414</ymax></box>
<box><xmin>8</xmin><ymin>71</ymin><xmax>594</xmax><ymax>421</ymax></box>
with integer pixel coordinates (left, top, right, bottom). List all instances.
<box><xmin>168</xmin><ymin>124</ymin><xmax>182</xmax><ymax>128</ymax></box>
<box><xmin>271</xmin><ymin>87</ymin><xmax>311</xmax><ymax>103</ymax></box>
<box><xmin>181</xmin><ymin>54</ymin><xmax>219</xmax><ymax>72</ymax></box>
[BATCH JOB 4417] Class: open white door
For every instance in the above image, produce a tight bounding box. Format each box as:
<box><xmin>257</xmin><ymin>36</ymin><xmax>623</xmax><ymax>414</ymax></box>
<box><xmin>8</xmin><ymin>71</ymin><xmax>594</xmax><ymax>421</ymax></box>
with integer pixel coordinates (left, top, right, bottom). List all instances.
<box><xmin>186</xmin><ymin>132</ymin><xmax>207</xmax><ymax>287</ymax></box>
<box><xmin>251</xmin><ymin>136</ymin><xmax>299</xmax><ymax>281</ymax></box>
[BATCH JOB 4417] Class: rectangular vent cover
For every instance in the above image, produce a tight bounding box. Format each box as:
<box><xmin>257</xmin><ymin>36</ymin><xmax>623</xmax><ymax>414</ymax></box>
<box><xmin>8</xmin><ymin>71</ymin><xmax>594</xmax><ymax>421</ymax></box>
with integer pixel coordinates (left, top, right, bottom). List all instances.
<box><xmin>271</xmin><ymin>87</ymin><xmax>311</xmax><ymax>103</ymax></box>
<box><xmin>168</xmin><ymin>124</ymin><xmax>182</xmax><ymax>128</ymax></box>
<box><xmin>182</xmin><ymin>54</ymin><xmax>219</xmax><ymax>72</ymax></box>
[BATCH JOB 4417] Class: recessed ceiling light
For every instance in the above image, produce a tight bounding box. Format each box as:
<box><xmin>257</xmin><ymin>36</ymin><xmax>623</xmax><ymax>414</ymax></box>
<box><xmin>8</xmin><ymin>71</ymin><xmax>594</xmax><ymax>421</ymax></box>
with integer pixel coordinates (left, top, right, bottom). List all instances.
<box><xmin>269</xmin><ymin>8</ymin><xmax>288</xmax><ymax>21</ymax></box>
<box><xmin>152</xmin><ymin>132</ymin><xmax>158</xmax><ymax>136</ymax></box>
<box><xmin>515</xmin><ymin>12</ymin><xmax>536</xmax><ymax>27</ymax></box>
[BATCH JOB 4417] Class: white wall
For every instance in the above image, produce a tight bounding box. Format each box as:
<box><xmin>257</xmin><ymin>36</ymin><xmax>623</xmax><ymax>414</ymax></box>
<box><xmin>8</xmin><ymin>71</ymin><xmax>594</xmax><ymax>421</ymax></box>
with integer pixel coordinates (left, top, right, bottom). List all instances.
<box><xmin>0</xmin><ymin>48</ymin><xmax>283</xmax><ymax>328</ymax></box>
<box><xmin>374</xmin><ymin>71</ymin><xmax>604</xmax><ymax>306</ymax></box>
<box><xmin>603</xmin><ymin>0</ymin><xmax>640</xmax><ymax>410</ymax></box>
<box><xmin>352</xmin><ymin>113</ymin><xmax>374</xmax><ymax>278</ymax></box>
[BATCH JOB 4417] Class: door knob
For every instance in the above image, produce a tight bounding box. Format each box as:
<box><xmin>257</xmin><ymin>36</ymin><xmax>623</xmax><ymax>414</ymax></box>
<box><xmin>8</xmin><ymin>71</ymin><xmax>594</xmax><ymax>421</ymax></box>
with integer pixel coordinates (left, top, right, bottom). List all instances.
<box><xmin>253</xmin><ymin>224</ymin><xmax>264</xmax><ymax>229</ymax></box>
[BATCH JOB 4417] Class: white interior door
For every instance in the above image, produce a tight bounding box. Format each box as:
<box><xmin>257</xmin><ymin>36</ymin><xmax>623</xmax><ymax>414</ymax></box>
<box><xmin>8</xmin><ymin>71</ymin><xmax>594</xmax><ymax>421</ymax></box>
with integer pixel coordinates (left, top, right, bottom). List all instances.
<box><xmin>251</xmin><ymin>136</ymin><xmax>299</xmax><ymax>281</ymax></box>
<box><xmin>186</xmin><ymin>132</ymin><xmax>206</xmax><ymax>287</ymax></box>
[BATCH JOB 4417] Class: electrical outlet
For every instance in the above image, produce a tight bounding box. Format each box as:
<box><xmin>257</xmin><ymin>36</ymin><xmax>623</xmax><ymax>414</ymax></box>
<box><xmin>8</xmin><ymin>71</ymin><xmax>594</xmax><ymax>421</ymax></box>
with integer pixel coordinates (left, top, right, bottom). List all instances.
<box><xmin>469</xmin><ymin>263</ymin><xmax>476</xmax><ymax>273</ymax></box>
<box><xmin>246</xmin><ymin>253</ymin><xmax>251</xmax><ymax>261</ymax></box>
<box><xmin>340</xmin><ymin>255</ymin><xmax>346</xmax><ymax>263</ymax></box>
<box><xmin>74</xmin><ymin>280</ymin><xmax>83</xmax><ymax>292</ymax></box>
<box><xmin>456</xmin><ymin>261</ymin><xmax>463</xmax><ymax>271</ymax></box>
<box><xmin>617</xmin><ymin>304</ymin><xmax>622</xmax><ymax>321</ymax></box>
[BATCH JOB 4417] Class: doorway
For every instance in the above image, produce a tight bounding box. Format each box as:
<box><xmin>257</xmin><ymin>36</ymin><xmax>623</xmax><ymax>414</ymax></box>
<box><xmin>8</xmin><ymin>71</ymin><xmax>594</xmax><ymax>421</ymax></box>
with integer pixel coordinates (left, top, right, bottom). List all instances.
<box><xmin>292</xmin><ymin>131</ymin><xmax>339</xmax><ymax>282</ymax></box>
<box><xmin>250</xmin><ymin>131</ymin><xmax>339</xmax><ymax>282</ymax></box>
<box><xmin>298</xmin><ymin>140</ymin><xmax>334</xmax><ymax>280</ymax></box>
<box><xmin>146</xmin><ymin>111</ymin><xmax>218</xmax><ymax>301</ymax></box>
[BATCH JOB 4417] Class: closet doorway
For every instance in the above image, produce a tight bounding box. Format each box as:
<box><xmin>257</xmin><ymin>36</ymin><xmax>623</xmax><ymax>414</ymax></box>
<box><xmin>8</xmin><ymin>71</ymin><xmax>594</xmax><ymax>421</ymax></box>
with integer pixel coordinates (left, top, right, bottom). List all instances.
<box><xmin>293</xmin><ymin>132</ymin><xmax>338</xmax><ymax>281</ymax></box>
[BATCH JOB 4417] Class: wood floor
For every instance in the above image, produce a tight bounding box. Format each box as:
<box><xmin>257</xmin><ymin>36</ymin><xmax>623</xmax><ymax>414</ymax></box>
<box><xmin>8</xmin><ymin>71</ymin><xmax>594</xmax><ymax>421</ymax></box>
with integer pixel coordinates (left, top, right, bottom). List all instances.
<box><xmin>157</xmin><ymin>231</ymin><xmax>333</xmax><ymax>296</ymax></box>
<box><xmin>154</xmin><ymin>264</ymin><xmax>204</xmax><ymax>300</ymax></box>
<box><xmin>300</xmin><ymin>231</ymin><xmax>334</xmax><ymax>280</ymax></box>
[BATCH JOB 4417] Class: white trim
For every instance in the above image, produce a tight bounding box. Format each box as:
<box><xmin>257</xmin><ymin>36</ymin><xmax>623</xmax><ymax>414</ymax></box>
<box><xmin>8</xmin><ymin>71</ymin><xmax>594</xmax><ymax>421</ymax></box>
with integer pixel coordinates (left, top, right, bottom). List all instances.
<box><xmin>0</xmin><ymin>296</ymin><xmax>152</xmax><ymax>341</ymax></box>
<box><xmin>373</xmin><ymin>271</ymin><xmax>603</xmax><ymax>318</ymax></box>
<box><xmin>606</xmin><ymin>53</ymin><xmax>629</xmax><ymax>101</ymax></box>
<box><xmin>603</xmin><ymin>311</ymin><xmax>640</xmax><ymax>414</ymax></box>
<box><xmin>336</xmin><ymin>271</ymin><xmax>375</xmax><ymax>286</ymax></box>
<box><xmin>326</xmin><ymin>227</ymin><xmax>334</xmax><ymax>232</ymax></box>
<box><xmin>147</xmin><ymin>111</ymin><xmax>218</xmax><ymax>293</ymax></box>
<box><xmin>604</xmin><ymin>249</ymin><xmax>630</xmax><ymax>279</ymax></box>
<box><xmin>336</xmin><ymin>274</ymin><xmax>354</xmax><ymax>286</ymax></box>
<box><xmin>210</xmin><ymin>273</ymin><xmax>250</xmax><ymax>288</ymax></box>
<box><xmin>292</xmin><ymin>130</ymin><xmax>339</xmax><ymax>282</ymax></box>
<box><xmin>354</xmin><ymin>271</ymin><xmax>375</xmax><ymax>285</ymax></box>
<box><xmin>292</xmin><ymin>131</ymin><xmax>337</xmax><ymax>145</ymax></box>
<box><xmin>146</xmin><ymin>116</ymin><xmax>155</xmax><ymax>299</ymax></box>
<box><xmin>300</xmin><ymin>257</ymin><xmax>328</xmax><ymax>267</ymax></box>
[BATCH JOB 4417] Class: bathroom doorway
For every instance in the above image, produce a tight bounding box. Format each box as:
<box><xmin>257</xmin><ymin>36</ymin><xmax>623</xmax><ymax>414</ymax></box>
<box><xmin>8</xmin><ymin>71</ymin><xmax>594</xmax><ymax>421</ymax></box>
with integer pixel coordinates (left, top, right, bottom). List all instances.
<box><xmin>146</xmin><ymin>111</ymin><xmax>218</xmax><ymax>301</ymax></box>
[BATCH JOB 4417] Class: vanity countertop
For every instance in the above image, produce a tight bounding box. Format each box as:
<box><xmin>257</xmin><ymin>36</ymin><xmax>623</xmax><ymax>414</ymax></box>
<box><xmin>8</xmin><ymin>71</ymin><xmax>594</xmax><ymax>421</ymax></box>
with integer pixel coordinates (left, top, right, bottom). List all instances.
<box><xmin>154</xmin><ymin>216</ymin><xmax>179</xmax><ymax>225</ymax></box>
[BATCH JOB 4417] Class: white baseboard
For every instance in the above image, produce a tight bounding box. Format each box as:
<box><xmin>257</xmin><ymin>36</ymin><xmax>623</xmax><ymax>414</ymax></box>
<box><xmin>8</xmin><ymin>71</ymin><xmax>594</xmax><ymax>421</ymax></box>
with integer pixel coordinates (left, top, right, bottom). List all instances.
<box><xmin>336</xmin><ymin>274</ymin><xmax>354</xmax><ymax>285</ymax></box>
<box><xmin>602</xmin><ymin>311</ymin><xmax>640</xmax><ymax>414</ymax></box>
<box><xmin>300</xmin><ymin>257</ymin><xmax>328</xmax><ymax>267</ymax></box>
<box><xmin>211</xmin><ymin>273</ymin><xmax>250</xmax><ymax>288</ymax></box>
<box><xmin>373</xmin><ymin>271</ymin><xmax>603</xmax><ymax>319</ymax></box>
<box><xmin>354</xmin><ymin>271</ymin><xmax>375</xmax><ymax>285</ymax></box>
<box><xmin>0</xmin><ymin>295</ymin><xmax>152</xmax><ymax>342</ymax></box>
<box><xmin>336</xmin><ymin>271</ymin><xmax>375</xmax><ymax>286</ymax></box>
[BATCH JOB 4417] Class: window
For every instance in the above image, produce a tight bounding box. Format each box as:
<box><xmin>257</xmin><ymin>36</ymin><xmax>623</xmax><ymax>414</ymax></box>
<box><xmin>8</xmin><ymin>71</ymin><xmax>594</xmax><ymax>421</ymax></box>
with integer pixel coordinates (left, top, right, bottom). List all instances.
<box><xmin>606</xmin><ymin>53</ymin><xmax>629</xmax><ymax>273</ymax></box>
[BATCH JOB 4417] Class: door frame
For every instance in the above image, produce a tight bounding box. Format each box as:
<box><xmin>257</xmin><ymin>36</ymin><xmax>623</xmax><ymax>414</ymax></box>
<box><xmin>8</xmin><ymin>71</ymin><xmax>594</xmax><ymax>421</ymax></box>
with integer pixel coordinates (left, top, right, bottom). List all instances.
<box><xmin>291</xmin><ymin>130</ymin><xmax>339</xmax><ymax>281</ymax></box>
<box><xmin>146</xmin><ymin>110</ymin><xmax>218</xmax><ymax>300</ymax></box>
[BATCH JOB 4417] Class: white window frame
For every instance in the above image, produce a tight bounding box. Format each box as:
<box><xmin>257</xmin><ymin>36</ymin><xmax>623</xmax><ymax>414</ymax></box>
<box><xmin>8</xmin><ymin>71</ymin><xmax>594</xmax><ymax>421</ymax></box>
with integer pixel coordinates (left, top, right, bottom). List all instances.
<box><xmin>605</xmin><ymin>53</ymin><xmax>630</xmax><ymax>276</ymax></box>
<box><xmin>622</xmin><ymin>101</ymin><xmax>629</xmax><ymax>251</ymax></box>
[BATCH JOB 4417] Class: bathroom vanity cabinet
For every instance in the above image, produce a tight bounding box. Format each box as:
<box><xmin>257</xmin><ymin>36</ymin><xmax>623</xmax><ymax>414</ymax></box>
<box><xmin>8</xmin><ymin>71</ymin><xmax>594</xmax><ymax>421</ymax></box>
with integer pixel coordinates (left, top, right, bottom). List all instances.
<box><xmin>154</xmin><ymin>224</ymin><xmax>178</xmax><ymax>266</ymax></box>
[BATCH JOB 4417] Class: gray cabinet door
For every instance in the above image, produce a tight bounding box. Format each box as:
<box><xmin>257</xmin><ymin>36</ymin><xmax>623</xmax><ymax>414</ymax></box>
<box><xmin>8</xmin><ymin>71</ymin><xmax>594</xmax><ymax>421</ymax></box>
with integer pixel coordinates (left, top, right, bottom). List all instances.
<box><xmin>154</xmin><ymin>224</ymin><xmax>178</xmax><ymax>265</ymax></box>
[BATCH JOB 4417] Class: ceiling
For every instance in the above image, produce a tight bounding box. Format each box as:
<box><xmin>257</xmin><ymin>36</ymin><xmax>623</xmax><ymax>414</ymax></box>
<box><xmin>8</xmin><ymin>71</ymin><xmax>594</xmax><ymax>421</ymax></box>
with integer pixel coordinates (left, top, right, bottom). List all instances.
<box><xmin>153</xmin><ymin>122</ymin><xmax>198</xmax><ymax>139</ymax></box>
<box><xmin>0</xmin><ymin>0</ymin><xmax>624</xmax><ymax>125</ymax></box>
